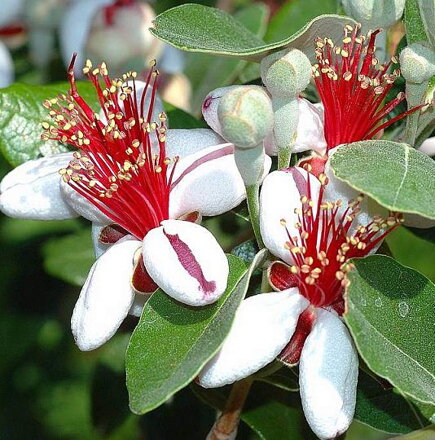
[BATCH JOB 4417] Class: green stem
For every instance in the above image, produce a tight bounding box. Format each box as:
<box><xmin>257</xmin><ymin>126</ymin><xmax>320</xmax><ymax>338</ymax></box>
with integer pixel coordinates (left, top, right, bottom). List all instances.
<box><xmin>207</xmin><ymin>377</ymin><xmax>254</xmax><ymax>440</ymax></box>
<box><xmin>246</xmin><ymin>183</ymin><xmax>264</xmax><ymax>249</ymax></box>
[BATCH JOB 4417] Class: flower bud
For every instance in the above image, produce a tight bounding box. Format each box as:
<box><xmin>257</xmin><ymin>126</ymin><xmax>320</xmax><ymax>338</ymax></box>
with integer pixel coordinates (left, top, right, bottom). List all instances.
<box><xmin>400</xmin><ymin>43</ymin><xmax>435</xmax><ymax>84</ymax></box>
<box><xmin>262</xmin><ymin>49</ymin><xmax>311</xmax><ymax>98</ymax></box>
<box><xmin>342</xmin><ymin>0</ymin><xmax>405</xmax><ymax>28</ymax></box>
<box><xmin>218</xmin><ymin>86</ymin><xmax>274</xmax><ymax>150</ymax></box>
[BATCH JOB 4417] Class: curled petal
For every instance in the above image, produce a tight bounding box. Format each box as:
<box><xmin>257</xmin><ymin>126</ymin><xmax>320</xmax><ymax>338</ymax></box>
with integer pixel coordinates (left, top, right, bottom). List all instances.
<box><xmin>91</xmin><ymin>222</ymin><xmax>110</xmax><ymax>258</ymax></box>
<box><xmin>198</xmin><ymin>289</ymin><xmax>309</xmax><ymax>388</ymax></box>
<box><xmin>129</xmin><ymin>293</ymin><xmax>151</xmax><ymax>317</ymax></box>
<box><xmin>403</xmin><ymin>213</ymin><xmax>435</xmax><ymax>229</ymax></box>
<box><xmin>142</xmin><ymin>220</ymin><xmax>229</xmax><ymax>306</ymax></box>
<box><xmin>59</xmin><ymin>0</ymin><xmax>112</xmax><ymax>75</ymax></box>
<box><xmin>166</xmin><ymin>128</ymin><xmax>227</xmax><ymax>158</ymax></box>
<box><xmin>71</xmin><ymin>238</ymin><xmax>141</xmax><ymax>351</ymax></box>
<box><xmin>170</xmin><ymin>143</ymin><xmax>272</xmax><ymax>218</ymax></box>
<box><xmin>264</xmin><ymin>99</ymin><xmax>326</xmax><ymax>156</ymax></box>
<box><xmin>260</xmin><ymin>168</ymin><xmax>321</xmax><ymax>264</ymax></box>
<box><xmin>60</xmin><ymin>178</ymin><xmax>111</xmax><ymax>223</ymax></box>
<box><xmin>299</xmin><ymin>308</ymin><xmax>358</xmax><ymax>440</ymax></box>
<box><xmin>0</xmin><ymin>153</ymin><xmax>78</xmax><ymax>220</ymax></box>
<box><xmin>419</xmin><ymin>136</ymin><xmax>435</xmax><ymax>156</ymax></box>
<box><xmin>0</xmin><ymin>40</ymin><xmax>14</xmax><ymax>88</ymax></box>
<box><xmin>202</xmin><ymin>86</ymin><xmax>241</xmax><ymax>136</ymax></box>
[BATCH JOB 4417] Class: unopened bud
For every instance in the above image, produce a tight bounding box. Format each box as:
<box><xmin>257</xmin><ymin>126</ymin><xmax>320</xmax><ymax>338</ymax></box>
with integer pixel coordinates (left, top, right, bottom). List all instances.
<box><xmin>218</xmin><ymin>86</ymin><xmax>274</xmax><ymax>149</ymax></box>
<box><xmin>262</xmin><ymin>49</ymin><xmax>311</xmax><ymax>98</ymax></box>
<box><xmin>400</xmin><ymin>43</ymin><xmax>435</xmax><ymax>84</ymax></box>
<box><xmin>342</xmin><ymin>0</ymin><xmax>405</xmax><ymax>28</ymax></box>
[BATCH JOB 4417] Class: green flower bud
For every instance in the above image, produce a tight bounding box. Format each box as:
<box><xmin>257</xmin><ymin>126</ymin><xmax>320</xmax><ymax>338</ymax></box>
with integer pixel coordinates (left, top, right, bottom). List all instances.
<box><xmin>400</xmin><ymin>43</ymin><xmax>435</xmax><ymax>84</ymax></box>
<box><xmin>262</xmin><ymin>49</ymin><xmax>312</xmax><ymax>98</ymax></box>
<box><xmin>218</xmin><ymin>86</ymin><xmax>274</xmax><ymax>150</ymax></box>
<box><xmin>342</xmin><ymin>0</ymin><xmax>405</xmax><ymax>28</ymax></box>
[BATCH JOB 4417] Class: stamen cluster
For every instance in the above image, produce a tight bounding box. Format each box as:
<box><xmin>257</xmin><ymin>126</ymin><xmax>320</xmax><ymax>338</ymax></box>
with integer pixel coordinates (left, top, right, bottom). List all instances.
<box><xmin>313</xmin><ymin>24</ymin><xmax>423</xmax><ymax>150</ymax></box>
<box><xmin>42</xmin><ymin>57</ymin><xmax>176</xmax><ymax>240</ymax></box>
<box><xmin>281</xmin><ymin>166</ymin><xmax>402</xmax><ymax>309</ymax></box>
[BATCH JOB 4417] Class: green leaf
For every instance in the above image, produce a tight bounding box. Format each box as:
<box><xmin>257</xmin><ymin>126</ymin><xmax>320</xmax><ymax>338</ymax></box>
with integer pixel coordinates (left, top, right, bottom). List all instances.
<box><xmin>42</xmin><ymin>228</ymin><xmax>94</xmax><ymax>286</ymax></box>
<box><xmin>126</xmin><ymin>251</ymin><xmax>268</xmax><ymax>415</ymax></box>
<box><xmin>404</xmin><ymin>0</ymin><xmax>429</xmax><ymax>45</ymax></box>
<box><xmin>185</xmin><ymin>3</ymin><xmax>269</xmax><ymax>111</ymax></box>
<box><xmin>264</xmin><ymin>0</ymin><xmax>337</xmax><ymax>43</ymax></box>
<box><xmin>344</xmin><ymin>255</ymin><xmax>435</xmax><ymax>405</ymax></box>
<box><xmin>390</xmin><ymin>425</ymin><xmax>435</xmax><ymax>440</ymax></box>
<box><xmin>164</xmin><ymin>102</ymin><xmax>207</xmax><ymax>128</ymax></box>
<box><xmin>355</xmin><ymin>370</ymin><xmax>431</xmax><ymax>434</ymax></box>
<box><xmin>192</xmin><ymin>381</ymin><xmax>317</xmax><ymax>440</ymax></box>
<box><xmin>0</xmin><ymin>82</ymin><xmax>97</xmax><ymax>167</ymax></box>
<box><xmin>151</xmin><ymin>4</ymin><xmax>354</xmax><ymax>62</ymax></box>
<box><xmin>330</xmin><ymin>140</ymin><xmax>435</xmax><ymax>220</ymax></box>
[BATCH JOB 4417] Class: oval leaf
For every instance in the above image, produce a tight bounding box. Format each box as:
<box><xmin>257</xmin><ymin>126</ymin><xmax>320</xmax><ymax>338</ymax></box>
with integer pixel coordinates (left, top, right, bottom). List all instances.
<box><xmin>330</xmin><ymin>140</ymin><xmax>435</xmax><ymax>220</ymax></box>
<box><xmin>344</xmin><ymin>255</ymin><xmax>435</xmax><ymax>405</ymax></box>
<box><xmin>126</xmin><ymin>250</ymin><xmax>268</xmax><ymax>415</ymax></box>
<box><xmin>0</xmin><ymin>82</ymin><xmax>97</xmax><ymax>167</ymax></box>
<box><xmin>151</xmin><ymin>4</ymin><xmax>354</xmax><ymax>61</ymax></box>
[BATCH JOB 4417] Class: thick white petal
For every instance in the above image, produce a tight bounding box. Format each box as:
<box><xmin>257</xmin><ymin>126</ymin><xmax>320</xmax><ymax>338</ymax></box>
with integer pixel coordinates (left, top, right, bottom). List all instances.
<box><xmin>129</xmin><ymin>293</ymin><xmax>151</xmax><ymax>317</ymax></box>
<box><xmin>59</xmin><ymin>0</ymin><xmax>112</xmax><ymax>74</ymax></box>
<box><xmin>264</xmin><ymin>99</ymin><xmax>326</xmax><ymax>156</ymax></box>
<box><xmin>60</xmin><ymin>179</ymin><xmax>111</xmax><ymax>223</ymax></box>
<box><xmin>159</xmin><ymin>44</ymin><xmax>186</xmax><ymax>74</ymax></box>
<box><xmin>202</xmin><ymin>86</ymin><xmax>241</xmax><ymax>136</ymax></box>
<box><xmin>0</xmin><ymin>0</ymin><xmax>24</xmax><ymax>27</ymax></box>
<box><xmin>419</xmin><ymin>136</ymin><xmax>435</xmax><ymax>156</ymax></box>
<box><xmin>0</xmin><ymin>153</ymin><xmax>78</xmax><ymax>220</ymax></box>
<box><xmin>166</xmin><ymin>128</ymin><xmax>227</xmax><ymax>158</ymax></box>
<box><xmin>71</xmin><ymin>239</ymin><xmax>141</xmax><ymax>351</ymax></box>
<box><xmin>142</xmin><ymin>220</ymin><xmax>229</xmax><ymax>306</ymax></box>
<box><xmin>198</xmin><ymin>289</ymin><xmax>309</xmax><ymax>388</ymax></box>
<box><xmin>260</xmin><ymin>168</ymin><xmax>320</xmax><ymax>264</ymax></box>
<box><xmin>403</xmin><ymin>213</ymin><xmax>435</xmax><ymax>228</ymax></box>
<box><xmin>91</xmin><ymin>222</ymin><xmax>111</xmax><ymax>258</ymax></box>
<box><xmin>300</xmin><ymin>309</ymin><xmax>358</xmax><ymax>440</ymax></box>
<box><xmin>0</xmin><ymin>40</ymin><xmax>14</xmax><ymax>88</ymax></box>
<box><xmin>169</xmin><ymin>143</ymin><xmax>271</xmax><ymax>218</ymax></box>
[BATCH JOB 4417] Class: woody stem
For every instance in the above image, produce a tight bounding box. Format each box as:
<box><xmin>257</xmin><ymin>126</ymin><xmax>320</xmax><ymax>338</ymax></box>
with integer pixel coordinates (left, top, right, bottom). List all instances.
<box><xmin>206</xmin><ymin>377</ymin><xmax>254</xmax><ymax>440</ymax></box>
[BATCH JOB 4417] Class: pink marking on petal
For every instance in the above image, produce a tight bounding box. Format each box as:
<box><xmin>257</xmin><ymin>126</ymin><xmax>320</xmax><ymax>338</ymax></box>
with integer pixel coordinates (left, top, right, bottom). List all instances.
<box><xmin>164</xmin><ymin>231</ymin><xmax>216</xmax><ymax>297</ymax></box>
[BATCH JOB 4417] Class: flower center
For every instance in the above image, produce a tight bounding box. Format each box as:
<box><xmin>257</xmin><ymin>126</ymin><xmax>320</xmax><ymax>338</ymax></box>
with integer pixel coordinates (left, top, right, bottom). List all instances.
<box><xmin>281</xmin><ymin>166</ymin><xmax>402</xmax><ymax>308</ymax></box>
<box><xmin>43</xmin><ymin>57</ymin><xmax>175</xmax><ymax>240</ymax></box>
<box><xmin>313</xmin><ymin>25</ymin><xmax>424</xmax><ymax>151</ymax></box>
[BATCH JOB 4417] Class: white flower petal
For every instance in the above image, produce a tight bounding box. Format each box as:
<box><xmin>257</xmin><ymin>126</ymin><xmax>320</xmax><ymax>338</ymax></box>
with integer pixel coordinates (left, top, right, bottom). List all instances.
<box><xmin>142</xmin><ymin>220</ymin><xmax>229</xmax><ymax>306</ymax></box>
<box><xmin>260</xmin><ymin>168</ymin><xmax>320</xmax><ymax>264</ymax></box>
<box><xmin>0</xmin><ymin>153</ymin><xmax>78</xmax><ymax>220</ymax></box>
<box><xmin>166</xmin><ymin>128</ymin><xmax>227</xmax><ymax>158</ymax></box>
<box><xmin>59</xmin><ymin>0</ymin><xmax>112</xmax><ymax>74</ymax></box>
<box><xmin>71</xmin><ymin>238</ymin><xmax>141</xmax><ymax>351</ymax></box>
<box><xmin>60</xmin><ymin>179</ymin><xmax>111</xmax><ymax>223</ymax></box>
<box><xmin>169</xmin><ymin>143</ymin><xmax>271</xmax><ymax>218</ymax></box>
<box><xmin>0</xmin><ymin>40</ymin><xmax>14</xmax><ymax>88</ymax></box>
<box><xmin>198</xmin><ymin>289</ymin><xmax>309</xmax><ymax>388</ymax></box>
<box><xmin>419</xmin><ymin>136</ymin><xmax>435</xmax><ymax>156</ymax></box>
<box><xmin>202</xmin><ymin>85</ymin><xmax>241</xmax><ymax>136</ymax></box>
<box><xmin>403</xmin><ymin>213</ymin><xmax>435</xmax><ymax>228</ymax></box>
<box><xmin>0</xmin><ymin>0</ymin><xmax>24</xmax><ymax>28</ymax></box>
<box><xmin>264</xmin><ymin>99</ymin><xmax>326</xmax><ymax>156</ymax></box>
<box><xmin>129</xmin><ymin>293</ymin><xmax>151</xmax><ymax>317</ymax></box>
<box><xmin>299</xmin><ymin>308</ymin><xmax>358</xmax><ymax>440</ymax></box>
<box><xmin>91</xmin><ymin>222</ymin><xmax>111</xmax><ymax>258</ymax></box>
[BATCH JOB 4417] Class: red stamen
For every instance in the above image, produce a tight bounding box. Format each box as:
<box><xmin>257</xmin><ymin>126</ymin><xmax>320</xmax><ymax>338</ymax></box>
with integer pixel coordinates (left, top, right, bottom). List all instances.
<box><xmin>43</xmin><ymin>58</ymin><xmax>175</xmax><ymax>240</ymax></box>
<box><xmin>313</xmin><ymin>25</ymin><xmax>424</xmax><ymax>150</ymax></box>
<box><xmin>280</xmin><ymin>165</ymin><xmax>402</xmax><ymax>309</ymax></box>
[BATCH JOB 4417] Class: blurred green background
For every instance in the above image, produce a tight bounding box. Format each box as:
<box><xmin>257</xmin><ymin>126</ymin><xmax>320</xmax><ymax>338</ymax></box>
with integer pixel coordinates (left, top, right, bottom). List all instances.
<box><xmin>1</xmin><ymin>0</ymin><xmax>434</xmax><ymax>439</ymax></box>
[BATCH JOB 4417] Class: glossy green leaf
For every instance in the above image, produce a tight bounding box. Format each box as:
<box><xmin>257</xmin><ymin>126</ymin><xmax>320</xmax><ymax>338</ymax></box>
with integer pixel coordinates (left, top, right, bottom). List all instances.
<box><xmin>126</xmin><ymin>251</ymin><xmax>268</xmax><ymax>415</ymax></box>
<box><xmin>0</xmin><ymin>82</ymin><xmax>98</xmax><ymax>167</ymax></box>
<box><xmin>151</xmin><ymin>4</ymin><xmax>354</xmax><ymax>62</ymax></box>
<box><xmin>344</xmin><ymin>255</ymin><xmax>435</xmax><ymax>405</ymax></box>
<box><xmin>185</xmin><ymin>3</ymin><xmax>269</xmax><ymax>111</ymax></box>
<box><xmin>42</xmin><ymin>228</ymin><xmax>94</xmax><ymax>286</ymax></box>
<box><xmin>355</xmin><ymin>370</ymin><xmax>431</xmax><ymax>434</ymax></box>
<box><xmin>330</xmin><ymin>140</ymin><xmax>435</xmax><ymax>220</ymax></box>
